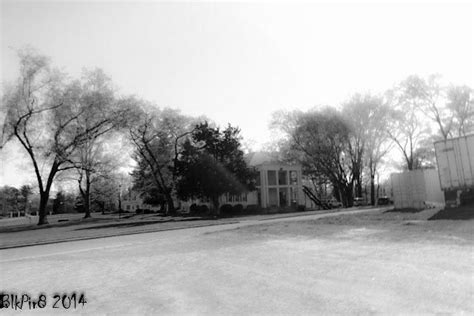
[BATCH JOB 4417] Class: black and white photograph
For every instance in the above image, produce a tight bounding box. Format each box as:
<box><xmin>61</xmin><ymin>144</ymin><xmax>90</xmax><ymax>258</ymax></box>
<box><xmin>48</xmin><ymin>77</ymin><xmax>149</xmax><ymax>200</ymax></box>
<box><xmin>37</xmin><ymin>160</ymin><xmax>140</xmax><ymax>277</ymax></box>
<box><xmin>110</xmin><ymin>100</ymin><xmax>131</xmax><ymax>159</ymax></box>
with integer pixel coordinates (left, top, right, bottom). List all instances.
<box><xmin>0</xmin><ymin>0</ymin><xmax>473</xmax><ymax>314</ymax></box>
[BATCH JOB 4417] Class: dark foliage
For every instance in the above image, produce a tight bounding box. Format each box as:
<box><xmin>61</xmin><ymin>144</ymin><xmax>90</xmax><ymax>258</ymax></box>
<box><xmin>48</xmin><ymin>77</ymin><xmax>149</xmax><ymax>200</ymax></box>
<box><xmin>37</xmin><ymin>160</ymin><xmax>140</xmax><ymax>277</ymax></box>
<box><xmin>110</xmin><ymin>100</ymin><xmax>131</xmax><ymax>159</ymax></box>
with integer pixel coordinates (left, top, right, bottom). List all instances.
<box><xmin>428</xmin><ymin>205</ymin><xmax>474</xmax><ymax>220</ymax></box>
<box><xmin>189</xmin><ymin>203</ymin><xmax>210</xmax><ymax>216</ymax></box>
<box><xmin>232</xmin><ymin>204</ymin><xmax>244</xmax><ymax>215</ymax></box>
<box><xmin>175</xmin><ymin>122</ymin><xmax>257</xmax><ymax>213</ymax></box>
<box><xmin>220</xmin><ymin>204</ymin><xmax>233</xmax><ymax>216</ymax></box>
<box><xmin>245</xmin><ymin>204</ymin><xmax>261</xmax><ymax>214</ymax></box>
<box><xmin>296</xmin><ymin>205</ymin><xmax>306</xmax><ymax>212</ymax></box>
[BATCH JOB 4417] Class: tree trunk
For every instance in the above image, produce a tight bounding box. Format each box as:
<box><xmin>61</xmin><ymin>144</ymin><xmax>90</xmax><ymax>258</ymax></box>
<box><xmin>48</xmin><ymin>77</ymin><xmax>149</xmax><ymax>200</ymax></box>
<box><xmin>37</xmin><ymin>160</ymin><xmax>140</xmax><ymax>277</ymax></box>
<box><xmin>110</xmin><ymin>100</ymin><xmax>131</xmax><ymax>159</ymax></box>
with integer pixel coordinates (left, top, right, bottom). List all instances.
<box><xmin>376</xmin><ymin>183</ymin><xmax>380</xmax><ymax>204</ymax></box>
<box><xmin>83</xmin><ymin>171</ymin><xmax>91</xmax><ymax>219</ymax></box>
<box><xmin>118</xmin><ymin>190</ymin><xmax>122</xmax><ymax>214</ymax></box>
<box><xmin>370</xmin><ymin>174</ymin><xmax>375</xmax><ymax>206</ymax></box>
<box><xmin>37</xmin><ymin>192</ymin><xmax>50</xmax><ymax>225</ymax></box>
<box><xmin>369</xmin><ymin>159</ymin><xmax>375</xmax><ymax>205</ymax></box>
<box><xmin>37</xmin><ymin>161</ymin><xmax>59</xmax><ymax>225</ymax></box>
<box><xmin>212</xmin><ymin>195</ymin><xmax>220</xmax><ymax>216</ymax></box>
<box><xmin>83</xmin><ymin>194</ymin><xmax>91</xmax><ymax>218</ymax></box>
<box><xmin>344</xmin><ymin>182</ymin><xmax>354</xmax><ymax>207</ymax></box>
<box><xmin>164</xmin><ymin>190</ymin><xmax>175</xmax><ymax>216</ymax></box>
<box><xmin>355</xmin><ymin>177</ymin><xmax>362</xmax><ymax>198</ymax></box>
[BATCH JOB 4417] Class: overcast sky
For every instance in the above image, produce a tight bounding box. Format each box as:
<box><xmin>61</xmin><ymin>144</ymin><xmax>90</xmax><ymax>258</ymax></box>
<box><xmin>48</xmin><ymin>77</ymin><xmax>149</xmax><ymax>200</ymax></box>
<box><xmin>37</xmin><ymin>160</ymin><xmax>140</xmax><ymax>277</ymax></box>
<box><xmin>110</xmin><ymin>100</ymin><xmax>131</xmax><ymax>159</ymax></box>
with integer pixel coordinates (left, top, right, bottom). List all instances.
<box><xmin>1</xmin><ymin>0</ymin><xmax>473</xmax><ymax>187</ymax></box>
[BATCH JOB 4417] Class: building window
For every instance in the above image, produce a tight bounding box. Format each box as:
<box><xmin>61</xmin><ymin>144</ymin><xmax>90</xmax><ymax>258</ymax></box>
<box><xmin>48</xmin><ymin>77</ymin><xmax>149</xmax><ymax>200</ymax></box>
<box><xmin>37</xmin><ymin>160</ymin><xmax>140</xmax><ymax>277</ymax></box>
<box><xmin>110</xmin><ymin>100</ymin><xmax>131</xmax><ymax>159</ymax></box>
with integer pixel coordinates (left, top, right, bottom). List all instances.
<box><xmin>268</xmin><ymin>188</ymin><xmax>278</xmax><ymax>206</ymax></box>
<box><xmin>268</xmin><ymin>170</ymin><xmax>277</xmax><ymax>186</ymax></box>
<box><xmin>278</xmin><ymin>169</ymin><xmax>288</xmax><ymax>185</ymax></box>
<box><xmin>290</xmin><ymin>170</ymin><xmax>298</xmax><ymax>185</ymax></box>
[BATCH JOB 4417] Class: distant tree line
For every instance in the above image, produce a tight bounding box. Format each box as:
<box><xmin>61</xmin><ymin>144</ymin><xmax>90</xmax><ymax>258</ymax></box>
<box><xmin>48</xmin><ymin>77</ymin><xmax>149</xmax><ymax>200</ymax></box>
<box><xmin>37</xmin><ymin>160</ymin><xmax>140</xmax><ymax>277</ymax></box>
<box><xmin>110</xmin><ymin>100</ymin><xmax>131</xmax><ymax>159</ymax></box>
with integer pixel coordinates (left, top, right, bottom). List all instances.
<box><xmin>270</xmin><ymin>75</ymin><xmax>473</xmax><ymax>207</ymax></box>
<box><xmin>0</xmin><ymin>185</ymin><xmax>33</xmax><ymax>216</ymax></box>
<box><xmin>2</xmin><ymin>49</ymin><xmax>472</xmax><ymax>223</ymax></box>
<box><xmin>2</xmin><ymin>48</ymin><xmax>256</xmax><ymax>224</ymax></box>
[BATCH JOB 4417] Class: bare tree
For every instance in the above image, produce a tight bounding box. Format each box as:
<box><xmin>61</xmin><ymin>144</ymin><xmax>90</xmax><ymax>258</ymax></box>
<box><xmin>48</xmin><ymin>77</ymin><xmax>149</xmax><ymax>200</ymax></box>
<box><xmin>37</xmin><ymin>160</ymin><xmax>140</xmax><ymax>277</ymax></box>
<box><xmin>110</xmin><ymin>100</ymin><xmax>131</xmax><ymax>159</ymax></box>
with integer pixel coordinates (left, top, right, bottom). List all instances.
<box><xmin>273</xmin><ymin>108</ymin><xmax>355</xmax><ymax>206</ymax></box>
<box><xmin>401</xmin><ymin>74</ymin><xmax>453</xmax><ymax>140</ymax></box>
<box><xmin>75</xmin><ymin>138</ymin><xmax>123</xmax><ymax>218</ymax></box>
<box><xmin>69</xmin><ymin>69</ymin><xmax>130</xmax><ymax>218</ymax></box>
<box><xmin>446</xmin><ymin>85</ymin><xmax>474</xmax><ymax>137</ymax></box>
<box><xmin>364</xmin><ymin>103</ymin><xmax>393</xmax><ymax>205</ymax></box>
<box><xmin>129</xmin><ymin>103</ymin><xmax>195</xmax><ymax>215</ymax></box>
<box><xmin>342</xmin><ymin>94</ymin><xmax>370</xmax><ymax>198</ymax></box>
<box><xmin>3</xmin><ymin>49</ymin><xmax>127</xmax><ymax>225</ymax></box>
<box><xmin>343</xmin><ymin>93</ymin><xmax>392</xmax><ymax>204</ymax></box>
<box><xmin>386</xmin><ymin>83</ymin><xmax>430</xmax><ymax>171</ymax></box>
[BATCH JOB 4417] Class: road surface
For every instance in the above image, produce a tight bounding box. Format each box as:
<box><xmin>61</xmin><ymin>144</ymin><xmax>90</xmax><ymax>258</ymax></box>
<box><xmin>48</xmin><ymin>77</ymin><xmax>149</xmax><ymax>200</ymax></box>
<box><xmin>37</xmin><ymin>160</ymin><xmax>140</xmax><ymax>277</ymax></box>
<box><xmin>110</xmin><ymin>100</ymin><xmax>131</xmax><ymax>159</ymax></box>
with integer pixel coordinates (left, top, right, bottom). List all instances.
<box><xmin>0</xmin><ymin>208</ymin><xmax>472</xmax><ymax>315</ymax></box>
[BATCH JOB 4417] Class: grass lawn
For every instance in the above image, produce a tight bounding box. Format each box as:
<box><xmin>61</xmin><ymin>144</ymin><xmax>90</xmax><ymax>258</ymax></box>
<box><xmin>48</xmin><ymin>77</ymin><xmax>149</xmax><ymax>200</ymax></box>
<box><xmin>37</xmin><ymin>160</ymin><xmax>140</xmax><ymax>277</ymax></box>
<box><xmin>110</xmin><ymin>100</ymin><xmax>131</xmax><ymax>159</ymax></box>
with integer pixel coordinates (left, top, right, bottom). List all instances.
<box><xmin>228</xmin><ymin>206</ymin><xmax>474</xmax><ymax>245</ymax></box>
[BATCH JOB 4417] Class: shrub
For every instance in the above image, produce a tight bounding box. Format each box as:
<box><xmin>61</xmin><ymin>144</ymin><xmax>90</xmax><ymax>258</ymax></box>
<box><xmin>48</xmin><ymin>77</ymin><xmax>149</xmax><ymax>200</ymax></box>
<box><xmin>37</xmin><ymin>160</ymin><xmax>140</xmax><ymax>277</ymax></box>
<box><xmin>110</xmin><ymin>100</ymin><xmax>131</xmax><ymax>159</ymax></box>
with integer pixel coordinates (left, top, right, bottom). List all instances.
<box><xmin>189</xmin><ymin>203</ymin><xmax>199</xmax><ymax>215</ymax></box>
<box><xmin>220</xmin><ymin>204</ymin><xmax>233</xmax><ymax>216</ymax></box>
<box><xmin>297</xmin><ymin>205</ymin><xmax>306</xmax><ymax>212</ymax></box>
<box><xmin>245</xmin><ymin>204</ymin><xmax>260</xmax><ymax>214</ymax></box>
<box><xmin>232</xmin><ymin>204</ymin><xmax>244</xmax><ymax>215</ymax></box>
<box><xmin>199</xmin><ymin>205</ymin><xmax>209</xmax><ymax>215</ymax></box>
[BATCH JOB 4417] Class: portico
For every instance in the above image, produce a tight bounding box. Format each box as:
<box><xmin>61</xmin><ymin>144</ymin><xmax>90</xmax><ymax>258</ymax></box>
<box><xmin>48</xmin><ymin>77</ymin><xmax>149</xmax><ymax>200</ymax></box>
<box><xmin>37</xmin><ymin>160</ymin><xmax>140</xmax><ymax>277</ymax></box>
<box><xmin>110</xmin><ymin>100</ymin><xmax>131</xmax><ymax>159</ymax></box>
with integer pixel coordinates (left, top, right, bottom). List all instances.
<box><xmin>254</xmin><ymin>163</ymin><xmax>303</xmax><ymax>208</ymax></box>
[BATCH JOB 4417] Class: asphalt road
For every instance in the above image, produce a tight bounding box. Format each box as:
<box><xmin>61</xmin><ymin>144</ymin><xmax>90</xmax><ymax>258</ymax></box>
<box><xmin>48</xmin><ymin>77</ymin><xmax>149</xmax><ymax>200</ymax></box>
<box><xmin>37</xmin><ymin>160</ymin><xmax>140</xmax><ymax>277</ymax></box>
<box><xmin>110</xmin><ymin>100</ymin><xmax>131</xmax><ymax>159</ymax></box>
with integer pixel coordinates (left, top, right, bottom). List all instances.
<box><xmin>0</xmin><ymin>208</ymin><xmax>472</xmax><ymax>315</ymax></box>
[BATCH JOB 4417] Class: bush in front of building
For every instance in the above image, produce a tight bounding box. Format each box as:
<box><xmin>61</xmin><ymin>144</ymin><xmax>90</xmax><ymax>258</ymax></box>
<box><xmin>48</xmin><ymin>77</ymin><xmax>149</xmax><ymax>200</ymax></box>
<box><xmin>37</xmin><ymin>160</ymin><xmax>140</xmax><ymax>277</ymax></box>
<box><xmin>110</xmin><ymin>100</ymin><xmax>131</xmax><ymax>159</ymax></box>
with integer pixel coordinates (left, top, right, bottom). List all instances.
<box><xmin>245</xmin><ymin>204</ymin><xmax>261</xmax><ymax>214</ymax></box>
<box><xmin>297</xmin><ymin>204</ymin><xmax>306</xmax><ymax>212</ymax></box>
<box><xmin>199</xmin><ymin>205</ymin><xmax>209</xmax><ymax>215</ymax></box>
<box><xmin>189</xmin><ymin>204</ymin><xmax>210</xmax><ymax>216</ymax></box>
<box><xmin>189</xmin><ymin>203</ymin><xmax>198</xmax><ymax>214</ymax></box>
<box><xmin>135</xmin><ymin>208</ymin><xmax>155</xmax><ymax>214</ymax></box>
<box><xmin>232</xmin><ymin>204</ymin><xmax>244</xmax><ymax>215</ymax></box>
<box><xmin>220</xmin><ymin>204</ymin><xmax>233</xmax><ymax>217</ymax></box>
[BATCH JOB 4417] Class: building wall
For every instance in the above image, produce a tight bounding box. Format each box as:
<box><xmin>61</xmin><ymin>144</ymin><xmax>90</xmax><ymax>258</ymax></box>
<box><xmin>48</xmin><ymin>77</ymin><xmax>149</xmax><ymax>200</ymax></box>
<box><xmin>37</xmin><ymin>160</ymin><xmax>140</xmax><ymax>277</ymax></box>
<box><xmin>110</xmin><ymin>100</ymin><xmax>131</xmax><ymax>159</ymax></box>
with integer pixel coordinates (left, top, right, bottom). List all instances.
<box><xmin>391</xmin><ymin>169</ymin><xmax>445</xmax><ymax>209</ymax></box>
<box><xmin>256</xmin><ymin>163</ymin><xmax>303</xmax><ymax>208</ymax></box>
<box><xmin>423</xmin><ymin>169</ymin><xmax>446</xmax><ymax>207</ymax></box>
